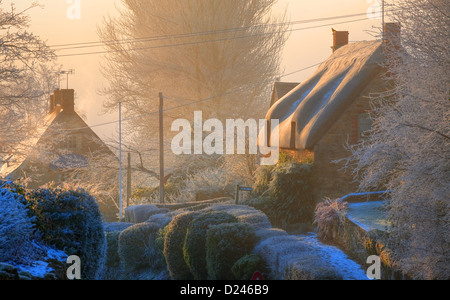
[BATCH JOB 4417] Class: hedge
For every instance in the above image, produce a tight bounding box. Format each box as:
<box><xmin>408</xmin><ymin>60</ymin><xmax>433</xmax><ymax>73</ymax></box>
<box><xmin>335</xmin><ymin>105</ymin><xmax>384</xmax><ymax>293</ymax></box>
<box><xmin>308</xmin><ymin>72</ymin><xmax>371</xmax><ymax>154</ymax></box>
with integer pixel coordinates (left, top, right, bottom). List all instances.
<box><xmin>184</xmin><ymin>211</ymin><xmax>238</xmax><ymax>280</ymax></box>
<box><xmin>205</xmin><ymin>223</ymin><xmax>257</xmax><ymax>280</ymax></box>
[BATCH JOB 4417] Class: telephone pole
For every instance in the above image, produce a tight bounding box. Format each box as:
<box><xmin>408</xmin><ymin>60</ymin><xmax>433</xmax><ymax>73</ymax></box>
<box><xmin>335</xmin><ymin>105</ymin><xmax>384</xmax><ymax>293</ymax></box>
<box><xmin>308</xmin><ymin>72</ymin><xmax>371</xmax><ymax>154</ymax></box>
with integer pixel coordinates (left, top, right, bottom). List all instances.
<box><xmin>119</xmin><ymin>102</ymin><xmax>123</xmax><ymax>220</ymax></box>
<box><xmin>159</xmin><ymin>92</ymin><xmax>165</xmax><ymax>204</ymax></box>
<box><xmin>127</xmin><ymin>152</ymin><xmax>132</xmax><ymax>208</ymax></box>
<box><xmin>382</xmin><ymin>0</ymin><xmax>385</xmax><ymax>41</ymax></box>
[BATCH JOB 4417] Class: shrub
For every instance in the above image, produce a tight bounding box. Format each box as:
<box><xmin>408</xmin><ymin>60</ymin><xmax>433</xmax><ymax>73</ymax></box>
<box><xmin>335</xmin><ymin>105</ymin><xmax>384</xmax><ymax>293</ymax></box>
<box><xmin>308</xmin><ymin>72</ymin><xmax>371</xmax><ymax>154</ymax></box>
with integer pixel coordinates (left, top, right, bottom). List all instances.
<box><xmin>0</xmin><ymin>188</ymin><xmax>42</xmax><ymax>265</ymax></box>
<box><xmin>314</xmin><ymin>199</ymin><xmax>348</xmax><ymax>242</ymax></box>
<box><xmin>105</xmin><ymin>231</ymin><xmax>121</xmax><ymax>268</ymax></box>
<box><xmin>176</xmin><ymin>168</ymin><xmax>235</xmax><ymax>202</ymax></box>
<box><xmin>231</xmin><ymin>254</ymin><xmax>270</xmax><ymax>280</ymax></box>
<box><xmin>206</xmin><ymin>223</ymin><xmax>257</xmax><ymax>280</ymax></box>
<box><xmin>164</xmin><ymin>212</ymin><xmax>200</xmax><ymax>280</ymax></box>
<box><xmin>247</xmin><ymin>163</ymin><xmax>315</xmax><ymax>229</ymax></box>
<box><xmin>25</xmin><ymin>186</ymin><xmax>106</xmax><ymax>280</ymax></box>
<box><xmin>184</xmin><ymin>211</ymin><xmax>238</xmax><ymax>280</ymax></box>
<box><xmin>118</xmin><ymin>222</ymin><xmax>164</xmax><ymax>273</ymax></box>
<box><xmin>252</xmin><ymin>165</ymin><xmax>275</xmax><ymax>195</ymax></box>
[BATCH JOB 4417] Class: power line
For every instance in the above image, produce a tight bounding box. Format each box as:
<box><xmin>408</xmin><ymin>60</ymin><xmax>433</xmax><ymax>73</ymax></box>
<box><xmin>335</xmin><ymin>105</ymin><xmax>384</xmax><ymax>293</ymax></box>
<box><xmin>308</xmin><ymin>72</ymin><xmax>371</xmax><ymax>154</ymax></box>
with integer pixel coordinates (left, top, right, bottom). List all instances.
<box><xmin>56</xmin><ymin>17</ymin><xmax>372</xmax><ymax>58</ymax></box>
<box><xmin>0</xmin><ymin>61</ymin><xmax>322</xmax><ymax>146</ymax></box>
<box><xmin>51</xmin><ymin>10</ymin><xmax>396</xmax><ymax>51</ymax></box>
<box><xmin>0</xmin><ymin>39</ymin><xmax>380</xmax><ymax>144</ymax></box>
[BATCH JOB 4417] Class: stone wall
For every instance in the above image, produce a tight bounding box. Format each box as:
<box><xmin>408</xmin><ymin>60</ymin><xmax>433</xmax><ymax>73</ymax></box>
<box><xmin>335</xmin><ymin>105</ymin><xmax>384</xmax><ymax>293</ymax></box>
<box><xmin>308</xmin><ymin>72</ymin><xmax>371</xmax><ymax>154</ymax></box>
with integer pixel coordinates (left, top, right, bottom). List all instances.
<box><xmin>312</xmin><ymin>74</ymin><xmax>386</xmax><ymax>202</ymax></box>
<box><xmin>329</xmin><ymin>215</ymin><xmax>407</xmax><ymax>280</ymax></box>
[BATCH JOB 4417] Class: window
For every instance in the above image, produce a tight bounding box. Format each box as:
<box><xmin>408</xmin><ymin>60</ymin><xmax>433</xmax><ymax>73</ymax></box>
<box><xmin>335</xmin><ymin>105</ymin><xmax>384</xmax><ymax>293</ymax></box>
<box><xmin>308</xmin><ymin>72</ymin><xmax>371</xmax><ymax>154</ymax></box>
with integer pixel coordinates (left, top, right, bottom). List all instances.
<box><xmin>358</xmin><ymin>113</ymin><xmax>373</xmax><ymax>140</ymax></box>
<box><xmin>66</xmin><ymin>135</ymin><xmax>79</xmax><ymax>150</ymax></box>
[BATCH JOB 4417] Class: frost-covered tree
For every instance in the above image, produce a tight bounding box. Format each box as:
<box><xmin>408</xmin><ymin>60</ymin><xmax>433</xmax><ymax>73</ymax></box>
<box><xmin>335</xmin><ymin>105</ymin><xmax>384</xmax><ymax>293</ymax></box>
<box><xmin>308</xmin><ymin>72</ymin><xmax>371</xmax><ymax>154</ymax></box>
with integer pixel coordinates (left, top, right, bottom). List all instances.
<box><xmin>0</xmin><ymin>1</ymin><xmax>56</xmax><ymax>158</ymax></box>
<box><xmin>99</xmin><ymin>0</ymin><xmax>288</xmax><ymax>135</ymax></box>
<box><xmin>347</xmin><ymin>0</ymin><xmax>449</xmax><ymax>279</ymax></box>
<box><xmin>0</xmin><ymin>184</ymin><xmax>44</xmax><ymax>264</ymax></box>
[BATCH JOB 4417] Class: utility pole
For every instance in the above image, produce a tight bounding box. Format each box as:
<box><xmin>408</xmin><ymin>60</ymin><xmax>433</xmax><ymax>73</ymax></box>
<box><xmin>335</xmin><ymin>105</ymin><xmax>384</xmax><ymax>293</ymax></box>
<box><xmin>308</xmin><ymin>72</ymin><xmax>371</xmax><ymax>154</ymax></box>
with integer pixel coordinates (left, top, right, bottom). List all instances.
<box><xmin>382</xmin><ymin>0</ymin><xmax>385</xmax><ymax>41</ymax></box>
<box><xmin>127</xmin><ymin>152</ymin><xmax>132</xmax><ymax>208</ymax></box>
<box><xmin>119</xmin><ymin>102</ymin><xmax>123</xmax><ymax>220</ymax></box>
<box><xmin>159</xmin><ymin>92</ymin><xmax>165</xmax><ymax>204</ymax></box>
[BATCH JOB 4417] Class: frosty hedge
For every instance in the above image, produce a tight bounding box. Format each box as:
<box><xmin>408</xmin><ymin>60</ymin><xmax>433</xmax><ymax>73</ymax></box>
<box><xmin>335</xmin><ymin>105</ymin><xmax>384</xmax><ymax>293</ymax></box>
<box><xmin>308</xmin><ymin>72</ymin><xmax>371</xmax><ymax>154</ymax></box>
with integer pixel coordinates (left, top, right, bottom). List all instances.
<box><xmin>184</xmin><ymin>211</ymin><xmax>238</xmax><ymax>280</ymax></box>
<box><xmin>118</xmin><ymin>222</ymin><xmax>165</xmax><ymax>273</ymax></box>
<box><xmin>205</xmin><ymin>223</ymin><xmax>257</xmax><ymax>280</ymax></box>
<box><xmin>25</xmin><ymin>187</ymin><xmax>106</xmax><ymax>280</ymax></box>
<box><xmin>164</xmin><ymin>211</ymin><xmax>200</xmax><ymax>280</ymax></box>
<box><xmin>247</xmin><ymin>162</ymin><xmax>315</xmax><ymax>229</ymax></box>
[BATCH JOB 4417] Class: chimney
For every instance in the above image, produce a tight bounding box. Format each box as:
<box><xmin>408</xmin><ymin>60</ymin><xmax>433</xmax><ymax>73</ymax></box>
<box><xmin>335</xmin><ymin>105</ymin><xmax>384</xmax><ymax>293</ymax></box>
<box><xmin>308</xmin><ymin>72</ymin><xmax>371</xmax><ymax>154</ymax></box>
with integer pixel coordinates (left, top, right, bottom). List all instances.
<box><xmin>383</xmin><ymin>22</ymin><xmax>401</xmax><ymax>51</ymax></box>
<box><xmin>332</xmin><ymin>29</ymin><xmax>349</xmax><ymax>53</ymax></box>
<box><xmin>50</xmin><ymin>89</ymin><xmax>75</xmax><ymax>114</ymax></box>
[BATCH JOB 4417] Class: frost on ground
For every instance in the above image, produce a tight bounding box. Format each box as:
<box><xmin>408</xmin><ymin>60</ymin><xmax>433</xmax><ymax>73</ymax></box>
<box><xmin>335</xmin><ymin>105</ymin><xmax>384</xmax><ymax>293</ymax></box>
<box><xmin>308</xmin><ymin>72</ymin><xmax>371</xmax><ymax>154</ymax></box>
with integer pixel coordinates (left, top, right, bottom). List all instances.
<box><xmin>295</xmin><ymin>233</ymin><xmax>369</xmax><ymax>280</ymax></box>
<box><xmin>14</xmin><ymin>247</ymin><xmax>67</xmax><ymax>279</ymax></box>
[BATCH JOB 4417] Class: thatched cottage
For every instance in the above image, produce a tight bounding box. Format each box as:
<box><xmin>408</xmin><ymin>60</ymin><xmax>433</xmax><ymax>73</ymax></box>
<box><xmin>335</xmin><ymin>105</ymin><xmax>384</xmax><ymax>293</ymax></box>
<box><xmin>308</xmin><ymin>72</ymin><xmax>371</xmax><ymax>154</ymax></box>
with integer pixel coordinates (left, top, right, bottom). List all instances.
<box><xmin>265</xmin><ymin>24</ymin><xmax>400</xmax><ymax>201</ymax></box>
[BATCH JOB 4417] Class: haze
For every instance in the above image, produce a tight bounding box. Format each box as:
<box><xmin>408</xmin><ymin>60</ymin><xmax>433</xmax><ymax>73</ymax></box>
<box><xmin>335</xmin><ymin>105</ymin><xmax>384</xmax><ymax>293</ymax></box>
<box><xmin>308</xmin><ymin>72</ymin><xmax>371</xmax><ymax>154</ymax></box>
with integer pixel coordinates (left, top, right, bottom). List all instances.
<box><xmin>6</xmin><ymin>0</ymin><xmax>383</xmax><ymax>139</ymax></box>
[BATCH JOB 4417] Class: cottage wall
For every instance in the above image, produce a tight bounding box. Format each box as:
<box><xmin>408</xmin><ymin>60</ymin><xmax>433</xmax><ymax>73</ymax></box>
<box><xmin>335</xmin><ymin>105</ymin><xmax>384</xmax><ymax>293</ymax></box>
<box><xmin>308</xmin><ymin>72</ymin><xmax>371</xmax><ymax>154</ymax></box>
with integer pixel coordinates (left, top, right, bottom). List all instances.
<box><xmin>312</xmin><ymin>74</ymin><xmax>386</xmax><ymax>202</ymax></box>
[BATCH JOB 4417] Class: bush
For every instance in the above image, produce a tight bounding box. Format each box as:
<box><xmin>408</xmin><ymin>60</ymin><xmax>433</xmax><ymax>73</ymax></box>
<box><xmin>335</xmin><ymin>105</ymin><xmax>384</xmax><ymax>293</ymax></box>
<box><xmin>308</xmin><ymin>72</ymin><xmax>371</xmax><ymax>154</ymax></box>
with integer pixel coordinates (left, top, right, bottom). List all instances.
<box><xmin>177</xmin><ymin>168</ymin><xmax>235</xmax><ymax>202</ymax></box>
<box><xmin>314</xmin><ymin>199</ymin><xmax>348</xmax><ymax>242</ymax></box>
<box><xmin>231</xmin><ymin>254</ymin><xmax>270</xmax><ymax>280</ymax></box>
<box><xmin>247</xmin><ymin>163</ymin><xmax>315</xmax><ymax>229</ymax></box>
<box><xmin>0</xmin><ymin>188</ymin><xmax>42</xmax><ymax>265</ymax></box>
<box><xmin>118</xmin><ymin>222</ymin><xmax>164</xmax><ymax>273</ymax></box>
<box><xmin>206</xmin><ymin>223</ymin><xmax>257</xmax><ymax>280</ymax></box>
<box><xmin>105</xmin><ymin>231</ymin><xmax>121</xmax><ymax>269</ymax></box>
<box><xmin>25</xmin><ymin>186</ymin><xmax>106</xmax><ymax>280</ymax></box>
<box><xmin>164</xmin><ymin>212</ymin><xmax>200</xmax><ymax>280</ymax></box>
<box><xmin>184</xmin><ymin>211</ymin><xmax>238</xmax><ymax>280</ymax></box>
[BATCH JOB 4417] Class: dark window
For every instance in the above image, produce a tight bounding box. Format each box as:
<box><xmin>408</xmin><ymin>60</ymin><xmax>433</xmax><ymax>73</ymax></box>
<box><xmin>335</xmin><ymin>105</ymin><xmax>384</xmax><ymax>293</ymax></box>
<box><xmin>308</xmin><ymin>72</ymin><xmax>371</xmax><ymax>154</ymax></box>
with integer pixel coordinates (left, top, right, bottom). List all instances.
<box><xmin>66</xmin><ymin>135</ymin><xmax>79</xmax><ymax>150</ymax></box>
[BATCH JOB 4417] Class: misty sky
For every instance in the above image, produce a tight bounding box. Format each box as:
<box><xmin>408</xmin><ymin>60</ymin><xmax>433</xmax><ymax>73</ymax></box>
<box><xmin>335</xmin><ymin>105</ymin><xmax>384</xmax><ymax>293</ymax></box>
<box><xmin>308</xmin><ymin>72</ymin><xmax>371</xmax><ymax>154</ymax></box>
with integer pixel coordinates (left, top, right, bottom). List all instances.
<box><xmin>7</xmin><ymin>0</ymin><xmax>384</xmax><ymax>139</ymax></box>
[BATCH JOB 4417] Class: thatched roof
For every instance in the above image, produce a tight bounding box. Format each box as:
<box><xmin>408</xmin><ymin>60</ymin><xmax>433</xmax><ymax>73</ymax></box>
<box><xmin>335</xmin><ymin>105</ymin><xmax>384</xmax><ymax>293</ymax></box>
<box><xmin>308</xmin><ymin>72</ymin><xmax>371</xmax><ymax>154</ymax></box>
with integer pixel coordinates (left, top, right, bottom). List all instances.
<box><xmin>265</xmin><ymin>40</ymin><xmax>384</xmax><ymax>150</ymax></box>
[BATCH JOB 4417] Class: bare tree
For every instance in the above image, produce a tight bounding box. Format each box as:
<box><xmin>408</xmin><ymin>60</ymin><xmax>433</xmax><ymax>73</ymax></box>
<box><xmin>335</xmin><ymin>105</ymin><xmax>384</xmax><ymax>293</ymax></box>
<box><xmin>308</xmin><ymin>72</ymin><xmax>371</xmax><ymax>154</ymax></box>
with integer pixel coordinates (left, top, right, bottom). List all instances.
<box><xmin>98</xmin><ymin>0</ymin><xmax>289</xmax><ymax>139</ymax></box>
<box><xmin>0</xmin><ymin>1</ymin><xmax>56</xmax><ymax>159</ymax></box>
<box><xmin>346</xmin><ymin>0</ymin><xmax>449</xmax><ymax>279</ymax></box>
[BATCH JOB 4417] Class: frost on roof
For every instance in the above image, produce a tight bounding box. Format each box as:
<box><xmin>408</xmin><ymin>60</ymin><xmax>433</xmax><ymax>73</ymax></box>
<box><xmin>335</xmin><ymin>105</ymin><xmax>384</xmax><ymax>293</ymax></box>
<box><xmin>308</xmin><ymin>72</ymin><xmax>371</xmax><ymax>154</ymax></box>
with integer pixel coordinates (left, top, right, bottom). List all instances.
<box><xmin>0</xmin><ymin>110</ymin><xmax>60</xmax><ymax>178</ymax></box>
<box><xmin>265</xmin><ymin>41</ymin><xmax>384</xmax><ymax>150</ymax></box>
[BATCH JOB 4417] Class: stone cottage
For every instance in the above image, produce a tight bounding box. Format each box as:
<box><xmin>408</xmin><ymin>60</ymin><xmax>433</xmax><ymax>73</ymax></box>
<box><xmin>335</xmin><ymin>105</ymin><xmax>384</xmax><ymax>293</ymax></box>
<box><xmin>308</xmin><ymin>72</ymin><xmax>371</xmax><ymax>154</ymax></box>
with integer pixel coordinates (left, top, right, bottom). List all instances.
<box><xmin>0</xmin><ymin>89</ymin><xmax>118</xmax><ymax>219</ymax></box>
<box><xmin>264</xmin><ymin>24</ymin><xmax>400</xmax><ymax>201</ymax></box>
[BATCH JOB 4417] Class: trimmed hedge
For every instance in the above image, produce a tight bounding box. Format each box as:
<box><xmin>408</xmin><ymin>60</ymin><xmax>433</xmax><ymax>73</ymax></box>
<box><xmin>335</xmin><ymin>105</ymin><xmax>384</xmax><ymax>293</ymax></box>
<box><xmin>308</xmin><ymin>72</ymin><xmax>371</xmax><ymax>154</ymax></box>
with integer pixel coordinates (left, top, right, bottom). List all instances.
<box><xmin>118</xmin><ymin>222</ymin><xmax>164</xmax><ymax>273</ymax></box>
<box><xmin>205</xmin><ymin>223</ymin><xmax>257</xmax><ymax>280</ymax></box>
<box><xmin>105</xmin><ymin>231</ymin><xmax>121</xmax><ymax>268</ymax></box>
<box><xmin>25</xmin><ymin>187</ymin><xmax>105</xmax><ymax>280</ymax></box>
<box><xmin>164</xmin><ymin>211</ymin><xmax>200</xmax><ymax>280</ymax></box>
<box><xmin>231</xmin><ymin>254</ymin><xmax>269</xmax><ymax>281</ymax></box>
<box><xmin>184</xmin><ymin>212</ymin><xmax>238</xmax><ymax>280</ymax></box>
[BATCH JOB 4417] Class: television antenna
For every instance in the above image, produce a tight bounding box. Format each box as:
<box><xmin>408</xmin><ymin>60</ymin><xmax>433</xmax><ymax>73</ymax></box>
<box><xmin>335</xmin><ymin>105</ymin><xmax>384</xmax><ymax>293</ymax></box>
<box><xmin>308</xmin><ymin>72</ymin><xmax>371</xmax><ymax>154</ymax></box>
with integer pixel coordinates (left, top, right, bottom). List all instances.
<box><xmin>58</xmin><ymin>69</ymin><xmax>75</xmax><ymax>89</ymax></box>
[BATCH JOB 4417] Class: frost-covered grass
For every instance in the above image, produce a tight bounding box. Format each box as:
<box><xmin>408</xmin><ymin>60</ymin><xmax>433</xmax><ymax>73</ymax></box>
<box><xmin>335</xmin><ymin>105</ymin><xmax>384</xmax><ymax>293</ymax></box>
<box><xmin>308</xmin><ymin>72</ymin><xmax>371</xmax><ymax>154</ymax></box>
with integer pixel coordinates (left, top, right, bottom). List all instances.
<box><xmin>296</xmin><ymin>233</ymin><xmax>368</xmax><ymax>280</ymax></box>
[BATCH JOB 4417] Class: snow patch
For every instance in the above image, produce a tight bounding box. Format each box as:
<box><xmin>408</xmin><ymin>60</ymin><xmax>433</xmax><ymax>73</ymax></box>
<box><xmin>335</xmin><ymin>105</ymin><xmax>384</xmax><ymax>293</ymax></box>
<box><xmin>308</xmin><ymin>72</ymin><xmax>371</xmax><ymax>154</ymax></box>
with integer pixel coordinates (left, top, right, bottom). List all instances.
<box><xmin>296</xmin><ymin>233</ymin><xmax>369</xmax><ymax>280</ymax></box>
